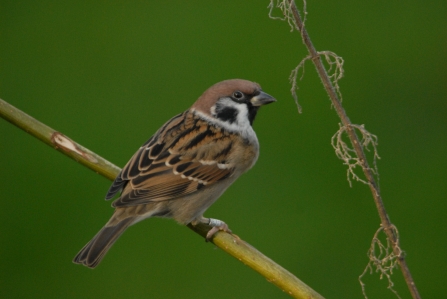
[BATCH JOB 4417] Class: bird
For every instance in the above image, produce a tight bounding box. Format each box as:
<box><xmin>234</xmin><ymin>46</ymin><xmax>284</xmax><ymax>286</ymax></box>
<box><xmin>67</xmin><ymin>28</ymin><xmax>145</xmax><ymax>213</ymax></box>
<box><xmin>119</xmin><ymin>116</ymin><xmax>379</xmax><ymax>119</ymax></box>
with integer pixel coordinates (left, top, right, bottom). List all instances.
<box><xmin>73</xmin><ymin>79</ymin><xmax>276</xmax><ymax>268</ymax></box>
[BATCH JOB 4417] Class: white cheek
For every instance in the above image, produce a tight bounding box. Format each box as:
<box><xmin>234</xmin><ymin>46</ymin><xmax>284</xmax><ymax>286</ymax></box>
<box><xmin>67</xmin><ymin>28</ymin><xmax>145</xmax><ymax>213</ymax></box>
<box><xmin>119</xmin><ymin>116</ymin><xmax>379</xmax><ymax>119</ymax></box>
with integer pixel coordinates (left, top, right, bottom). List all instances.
<box><xmin>235</xmin><ymin>104</ymin><xmax>250</xmax><ymax>128</ymax></box>
<box><xmin>210</xmin><ymin>105</ymin><xmax>216</xmax><ymax>116</ymax></box>
<box><xmin>194</xmin><ymin>100</ymin><xmax>258</xmax><ymax>145</ymax></box>
<box><xmin>214</xmin><ymin>97</ymin><xmax>251</xmax><ymax>129</ymax></box>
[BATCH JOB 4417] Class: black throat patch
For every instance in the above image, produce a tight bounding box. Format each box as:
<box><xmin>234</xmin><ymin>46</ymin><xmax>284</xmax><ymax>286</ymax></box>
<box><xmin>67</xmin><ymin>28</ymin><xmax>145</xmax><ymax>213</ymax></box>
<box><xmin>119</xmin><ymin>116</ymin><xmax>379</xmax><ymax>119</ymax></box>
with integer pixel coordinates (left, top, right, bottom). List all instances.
<box><xmin>247</xmin><ymin>105</ymin><xmax>259</xmax><ymax>126</ymax></box>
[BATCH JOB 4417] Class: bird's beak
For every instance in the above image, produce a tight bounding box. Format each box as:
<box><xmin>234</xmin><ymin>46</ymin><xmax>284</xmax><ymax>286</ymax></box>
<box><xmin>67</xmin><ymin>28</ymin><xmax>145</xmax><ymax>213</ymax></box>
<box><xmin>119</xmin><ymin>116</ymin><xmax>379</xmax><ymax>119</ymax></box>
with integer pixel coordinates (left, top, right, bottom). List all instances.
<box><xmin>250</xmin><ymin>91</ymin><xmax>276</xmax><ymax>106</ymax></box>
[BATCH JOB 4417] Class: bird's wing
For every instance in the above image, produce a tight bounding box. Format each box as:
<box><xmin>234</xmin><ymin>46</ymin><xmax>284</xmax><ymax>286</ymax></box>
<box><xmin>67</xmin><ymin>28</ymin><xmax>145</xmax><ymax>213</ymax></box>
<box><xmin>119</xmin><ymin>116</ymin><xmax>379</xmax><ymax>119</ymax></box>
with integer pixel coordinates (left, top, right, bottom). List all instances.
<box><xmin>106</xmin><ymin>111</ymin><xmax>238</xmax><ymax>207</ymax></box>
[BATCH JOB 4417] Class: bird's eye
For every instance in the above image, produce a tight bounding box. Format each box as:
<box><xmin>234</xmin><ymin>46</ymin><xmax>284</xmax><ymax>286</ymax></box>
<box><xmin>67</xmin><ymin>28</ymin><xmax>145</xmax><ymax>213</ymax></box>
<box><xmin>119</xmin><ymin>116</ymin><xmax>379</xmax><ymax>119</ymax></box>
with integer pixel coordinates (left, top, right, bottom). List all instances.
<box><xmin>233</xmin><ymin>91</ymin><xmax>243</xmax><ymax>99</ymax></box>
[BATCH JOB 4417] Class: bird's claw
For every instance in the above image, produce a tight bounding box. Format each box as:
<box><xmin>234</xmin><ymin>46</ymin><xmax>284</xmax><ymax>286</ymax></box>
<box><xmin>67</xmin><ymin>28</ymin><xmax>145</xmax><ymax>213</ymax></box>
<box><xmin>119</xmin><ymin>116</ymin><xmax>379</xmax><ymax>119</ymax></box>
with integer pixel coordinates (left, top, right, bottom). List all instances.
<box><xmin>205</xmin><ymin>218</ymin><xmax>232</xmax><ymax>241</ymax></box>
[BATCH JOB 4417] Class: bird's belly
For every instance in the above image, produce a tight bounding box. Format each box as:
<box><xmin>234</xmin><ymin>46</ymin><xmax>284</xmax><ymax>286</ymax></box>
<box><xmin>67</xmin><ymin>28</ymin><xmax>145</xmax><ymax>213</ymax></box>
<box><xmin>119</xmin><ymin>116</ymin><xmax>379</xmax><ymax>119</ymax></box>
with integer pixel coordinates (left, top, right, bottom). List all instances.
<box><xmin>167</xmin><ymin>178</ymin><xmax>238</xmax><ymax>224</ymax></box>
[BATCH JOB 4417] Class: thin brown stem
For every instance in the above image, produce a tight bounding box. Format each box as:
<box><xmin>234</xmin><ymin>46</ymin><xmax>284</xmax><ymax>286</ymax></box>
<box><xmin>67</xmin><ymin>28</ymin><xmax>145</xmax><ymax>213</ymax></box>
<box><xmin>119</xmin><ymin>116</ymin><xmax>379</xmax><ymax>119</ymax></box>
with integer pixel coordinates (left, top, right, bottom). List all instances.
<box><xmin>287</xmin><ymin>1</ymin><xmax>420</xmax><ymax>299</ymax></box>
<box><xmin>0</xmin><ymin>98</ymin><xmax>325</xmax><ymax>299</ymax></box>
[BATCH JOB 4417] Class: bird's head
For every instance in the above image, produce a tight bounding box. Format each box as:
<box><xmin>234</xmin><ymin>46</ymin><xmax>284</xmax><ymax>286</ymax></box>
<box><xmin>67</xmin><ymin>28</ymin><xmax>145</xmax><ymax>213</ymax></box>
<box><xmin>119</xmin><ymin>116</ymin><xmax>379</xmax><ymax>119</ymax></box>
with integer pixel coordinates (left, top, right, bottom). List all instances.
<box><xmin>192</xmin><ymin>79</ymin><xmax>276</xmax><ymax>129</ymax></box>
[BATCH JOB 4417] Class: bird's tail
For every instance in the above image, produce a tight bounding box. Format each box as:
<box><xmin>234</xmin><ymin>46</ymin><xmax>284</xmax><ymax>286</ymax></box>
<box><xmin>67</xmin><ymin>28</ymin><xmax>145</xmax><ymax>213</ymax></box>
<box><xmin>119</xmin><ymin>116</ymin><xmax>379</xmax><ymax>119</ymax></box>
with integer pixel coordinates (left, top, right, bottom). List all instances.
<box><xmin>73</xmin><ymin>217</ymin><xmax>134</xmax><ymax>268</ymax></box>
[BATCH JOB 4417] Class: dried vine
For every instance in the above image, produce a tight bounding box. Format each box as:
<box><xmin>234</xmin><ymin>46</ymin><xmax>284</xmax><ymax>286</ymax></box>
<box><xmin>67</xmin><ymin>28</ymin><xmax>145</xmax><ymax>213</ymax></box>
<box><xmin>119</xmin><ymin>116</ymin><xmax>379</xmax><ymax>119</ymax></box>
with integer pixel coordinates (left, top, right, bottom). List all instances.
<box><xmin>268</xmin><ymin>1</ymin><xmax>421</xmax><ymax>299</ymax></box>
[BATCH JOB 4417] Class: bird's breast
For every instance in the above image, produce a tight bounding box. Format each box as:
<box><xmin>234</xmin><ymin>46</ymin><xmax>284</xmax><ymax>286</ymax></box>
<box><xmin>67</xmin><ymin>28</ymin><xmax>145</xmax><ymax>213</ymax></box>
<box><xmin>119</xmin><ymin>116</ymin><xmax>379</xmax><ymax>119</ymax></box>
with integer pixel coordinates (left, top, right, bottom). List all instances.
<box><xmin>227</xmin><ymin>129</ymin><xmax>259</xmax><ymax>173</ymax></box>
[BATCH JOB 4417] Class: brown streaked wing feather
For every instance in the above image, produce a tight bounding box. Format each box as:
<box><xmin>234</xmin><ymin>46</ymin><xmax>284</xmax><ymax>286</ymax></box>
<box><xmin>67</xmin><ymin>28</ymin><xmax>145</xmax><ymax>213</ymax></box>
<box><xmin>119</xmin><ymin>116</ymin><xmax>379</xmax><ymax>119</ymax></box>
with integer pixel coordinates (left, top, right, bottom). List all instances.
<box><xmin>105</xmin><ymin>112</ymin><xmax>185</xmax><ymax>200</ymax></box>
<box><xmin>121</xmin><ymin>112</ymin><xmax>186</xmax><ymax>180</ymax></box>
<box><xmin>112</xmin><ymin>112</ymin><xmax>236</xmax><ymax>207</ymax></box>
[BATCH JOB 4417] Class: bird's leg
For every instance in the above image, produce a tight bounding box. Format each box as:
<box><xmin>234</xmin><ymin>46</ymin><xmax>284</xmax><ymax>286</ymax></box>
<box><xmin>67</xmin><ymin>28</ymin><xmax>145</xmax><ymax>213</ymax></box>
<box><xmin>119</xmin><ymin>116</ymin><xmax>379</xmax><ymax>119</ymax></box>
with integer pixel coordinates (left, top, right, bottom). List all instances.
<box><xmin>206</xmin><ymin>218</ymin><xmax>231</xmax><ymax>240</ymax></box>
<box><xmin>191</xmin><ymin>216</ymin><xmax>232</xmax><ymax>241</ymax></box>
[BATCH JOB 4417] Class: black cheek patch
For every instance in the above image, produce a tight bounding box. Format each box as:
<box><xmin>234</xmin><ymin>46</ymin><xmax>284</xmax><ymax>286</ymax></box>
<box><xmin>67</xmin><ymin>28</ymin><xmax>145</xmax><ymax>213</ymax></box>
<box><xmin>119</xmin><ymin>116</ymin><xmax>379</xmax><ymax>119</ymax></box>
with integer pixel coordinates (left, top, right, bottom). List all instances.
<box><xmin>216</xmin><ymin>106</ymin><xmax>238</xmax><ymax>124</ymax></box>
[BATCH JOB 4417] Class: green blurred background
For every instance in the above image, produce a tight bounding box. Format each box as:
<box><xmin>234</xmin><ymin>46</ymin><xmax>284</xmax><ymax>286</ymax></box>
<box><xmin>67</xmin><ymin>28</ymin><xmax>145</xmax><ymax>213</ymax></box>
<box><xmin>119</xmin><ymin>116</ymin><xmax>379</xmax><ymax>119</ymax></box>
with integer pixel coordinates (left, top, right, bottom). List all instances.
<box><xmin>1</xmin><ymin>1</ymin><xmax>446</xmax><ymax>298</ymax></box>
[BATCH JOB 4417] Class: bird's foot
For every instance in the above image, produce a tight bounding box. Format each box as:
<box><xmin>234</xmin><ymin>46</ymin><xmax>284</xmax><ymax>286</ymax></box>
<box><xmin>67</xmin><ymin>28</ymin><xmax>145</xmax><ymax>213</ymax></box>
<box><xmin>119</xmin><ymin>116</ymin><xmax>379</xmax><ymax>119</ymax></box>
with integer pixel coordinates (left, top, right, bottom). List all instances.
<box><xmin>191</xmin><ymin>217</ymin><xmax>232</xmax><ymax>241</ymax></box>
<box><xmin>206</xmin><ymin>218</ymin><xmax>232</xmax><ymax>241</ymax></box>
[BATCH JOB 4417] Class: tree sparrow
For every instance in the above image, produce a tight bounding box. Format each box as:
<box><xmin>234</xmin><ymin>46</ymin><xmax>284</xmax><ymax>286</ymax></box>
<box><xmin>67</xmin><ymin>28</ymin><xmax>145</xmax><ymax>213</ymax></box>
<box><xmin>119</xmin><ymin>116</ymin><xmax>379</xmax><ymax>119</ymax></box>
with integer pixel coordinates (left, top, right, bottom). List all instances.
<box><xmin>73</xmin><ymin>79</ymin><xmax>276</xmax><ymax>268</ymax></box>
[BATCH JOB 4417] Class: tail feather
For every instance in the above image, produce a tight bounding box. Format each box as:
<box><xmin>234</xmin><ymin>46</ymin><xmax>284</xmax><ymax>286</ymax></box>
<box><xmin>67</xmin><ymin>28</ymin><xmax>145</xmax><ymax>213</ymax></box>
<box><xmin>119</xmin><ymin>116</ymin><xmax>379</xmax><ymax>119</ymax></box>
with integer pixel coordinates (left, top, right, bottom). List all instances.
<box><xmin>73</xmin><ymin>217</ymin><xmax>134</xmax><ymax>268</ymax></box>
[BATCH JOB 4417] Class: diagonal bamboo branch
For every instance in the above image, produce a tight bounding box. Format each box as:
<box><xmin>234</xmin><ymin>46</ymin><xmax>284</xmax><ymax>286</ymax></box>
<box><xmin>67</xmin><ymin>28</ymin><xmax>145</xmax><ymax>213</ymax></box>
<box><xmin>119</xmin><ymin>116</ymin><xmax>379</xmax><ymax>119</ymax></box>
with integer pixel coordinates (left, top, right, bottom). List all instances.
<box><xmin>0</xmin><ymin>99</ymin><xmax>120</xmax><ymax>181</ymax></box>
<box><xmin>0</xmin><ymin>98</ymin><xmax>325</xmax><ymax>299</ymax></box>
<box><xmin>284</xmin><ymin>1</ymin><xmax>421</xmax><ymax>299</ymax></box>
